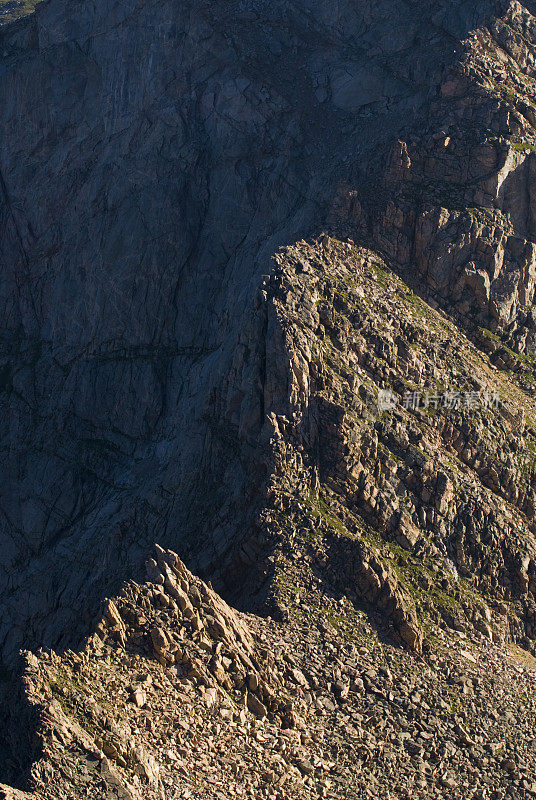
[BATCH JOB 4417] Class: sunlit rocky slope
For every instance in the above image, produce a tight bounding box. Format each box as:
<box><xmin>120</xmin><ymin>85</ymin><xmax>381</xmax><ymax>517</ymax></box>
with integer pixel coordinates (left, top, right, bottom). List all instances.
<box><xmin>3</xmin><ymin>1</ymin><xmax>536</xmax><ymax>798</ymax></box>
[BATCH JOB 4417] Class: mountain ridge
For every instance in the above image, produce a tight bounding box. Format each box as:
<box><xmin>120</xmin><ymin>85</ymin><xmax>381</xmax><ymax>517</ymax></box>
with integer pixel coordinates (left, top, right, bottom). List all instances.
<box><xmin>1</xmin><ymin>0</ymin><xmax>529</xmax><ymax>664</ymax></box>
<box><xmin>4</xmin><ymin>1</ymin><xmax>536</xmax><ymax>796</ymax></box>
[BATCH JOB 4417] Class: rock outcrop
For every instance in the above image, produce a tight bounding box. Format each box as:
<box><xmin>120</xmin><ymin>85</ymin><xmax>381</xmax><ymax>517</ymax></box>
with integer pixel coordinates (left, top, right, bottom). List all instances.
<box><xmin>332</xmin><ymin>1</ymin><xmax>536</xmax><ymax>349</ymax></box>
<box><xmin>4</xmin><ymin>0</ymin><xmax>536</xmax><ymax>796</ymax></box>
<box><xmin>2</xmin><ymin>544</ymin><xmax>536</xmax><ymax>800</ymax></box>
<box><xmin>2</xmin><ymin>0</ymin><xmax>534</xmax><ymax>665</ymax></box>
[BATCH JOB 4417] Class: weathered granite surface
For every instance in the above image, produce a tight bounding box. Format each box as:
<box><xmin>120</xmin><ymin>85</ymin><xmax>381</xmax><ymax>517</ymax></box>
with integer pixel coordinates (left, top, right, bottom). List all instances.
<box><xmin>1</xmin><ymin>0</ymin><xmax>536</xmax><ymax>665</ymax></box>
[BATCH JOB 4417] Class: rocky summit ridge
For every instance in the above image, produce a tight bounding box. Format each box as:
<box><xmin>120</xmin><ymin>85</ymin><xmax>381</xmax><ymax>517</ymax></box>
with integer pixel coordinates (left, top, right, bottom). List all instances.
<box><xmin>1</xmin><ymin>544</ymin><xmax>536</xmax><ymax>800</ymax></box>
<box><xmin>3</xmin><ymin>0</ymin><xmax>536</xmax><ymax>798</ymax></box>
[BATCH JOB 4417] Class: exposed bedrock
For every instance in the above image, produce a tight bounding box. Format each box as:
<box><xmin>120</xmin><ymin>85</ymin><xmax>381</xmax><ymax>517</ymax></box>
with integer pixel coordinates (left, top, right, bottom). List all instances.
<box><xmin>0</xmin><ymin>0</ymin><xmax>534</xmax><ymax>662</ymax></box>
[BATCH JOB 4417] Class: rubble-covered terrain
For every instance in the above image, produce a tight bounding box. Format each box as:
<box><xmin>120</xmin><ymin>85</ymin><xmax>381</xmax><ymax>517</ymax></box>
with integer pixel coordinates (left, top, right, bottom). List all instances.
<box><xmin>4</xmin><ymin>0</ymin><xmax>536</xmax><ymax>797</ymax></box>
<box><xmin>4</xmin><ymin>239</ymin><xmax>536</xmax><ymax>799</ymax></box>
<box><xmin>262</xmin><ymin>236</ymin><xmax>536</xmax><ymax>653</ymax></box>
<box><xmin>1</xmin><ymin>544</ymin><xmax>536</xmax><ymax>800</ymax></box>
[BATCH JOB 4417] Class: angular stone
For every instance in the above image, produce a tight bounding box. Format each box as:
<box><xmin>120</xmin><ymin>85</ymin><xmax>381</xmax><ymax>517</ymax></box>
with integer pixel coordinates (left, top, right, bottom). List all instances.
<box><xmin>150</xmin><ymin>627</ymin><xmax>169</xmax><ymax>656</ymax></box>
<box><xmin>246</xmin><ymin>693</ymin><xmax>267</xmax><ymax>719</ymax></box>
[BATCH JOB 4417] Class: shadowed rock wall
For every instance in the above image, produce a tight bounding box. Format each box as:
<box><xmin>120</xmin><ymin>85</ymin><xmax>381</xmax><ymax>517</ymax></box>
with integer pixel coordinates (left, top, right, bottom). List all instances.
<box><xmin>0</xmin><ymin>0</ymin><xmax>518</xmax><ymax>661</ymax></box>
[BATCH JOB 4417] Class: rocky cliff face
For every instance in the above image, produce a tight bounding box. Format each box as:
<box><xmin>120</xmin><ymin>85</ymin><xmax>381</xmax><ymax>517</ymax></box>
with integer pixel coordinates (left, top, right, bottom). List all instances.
<box><xmin>1</xmin><ymin>0</ymin><xmax>521</xmax><ymax>664</ymax></box>
<box><xmin>336</xmin><ymin>0</ymin><xmax>536</xmax><ymax>345</ymax></box>
<box><xmin>4</xmin><ymin>0</ymin><xmax>536</xmax><ymax>796</ymax></box>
